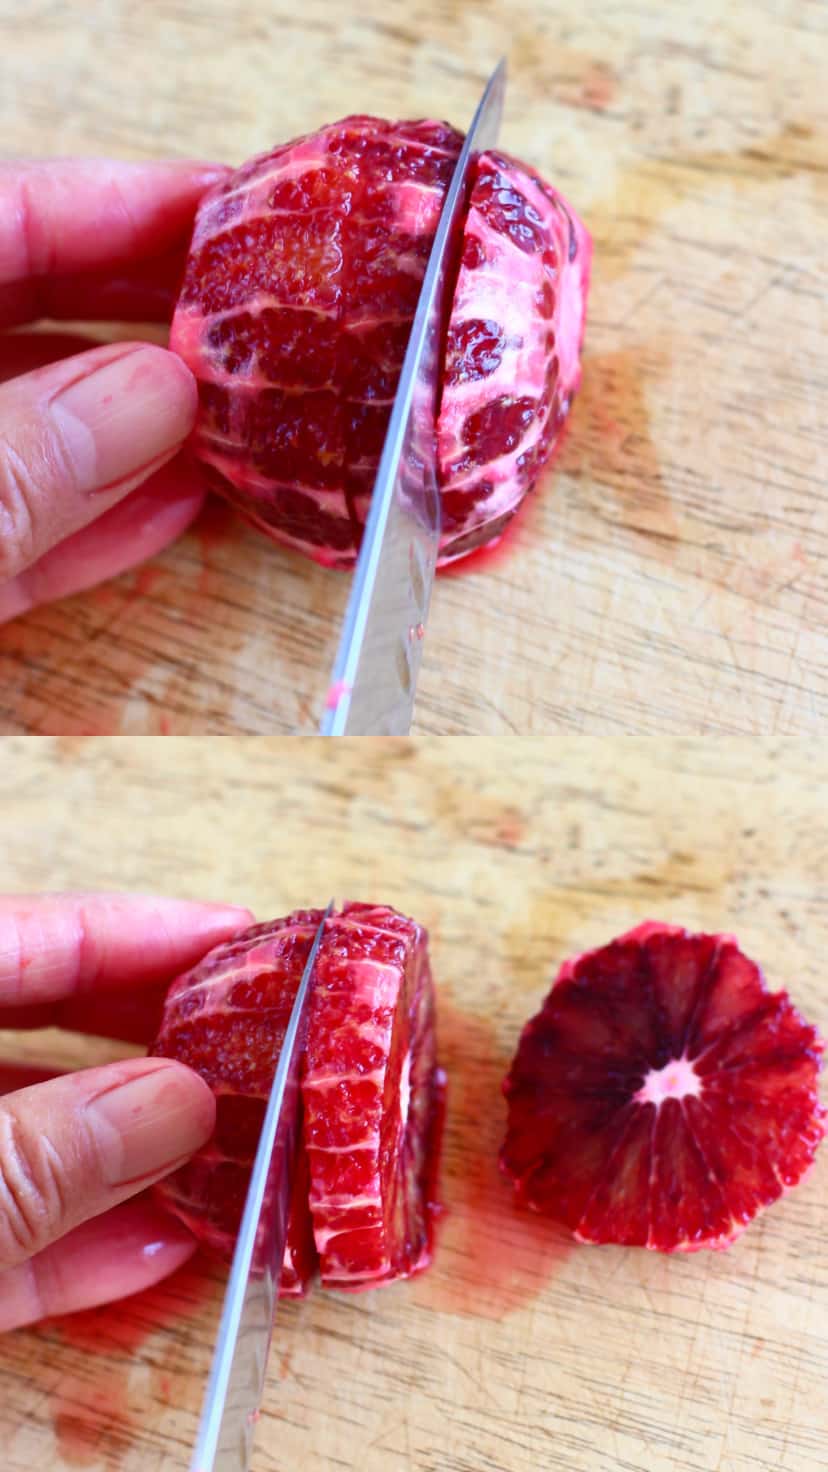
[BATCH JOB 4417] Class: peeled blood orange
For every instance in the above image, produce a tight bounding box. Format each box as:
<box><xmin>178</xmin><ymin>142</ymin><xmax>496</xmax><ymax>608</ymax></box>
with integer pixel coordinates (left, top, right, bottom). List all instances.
<box><xmin>149</xmin><ymin>916</ymin><xmax>321</xmax><ymax>1295</ymax></box>
<box><xmin>501</xmin><ymin>922</ymin><xmax>825</xmax><ymax>1251</ymax></box>
<box><xmin>170</xmin><ymin>116</ymin><xmax>591</xmax><ymax>567</ymax></box>
<box><xmin>151</xmin><ymin>904</ymin><xmax>441</xmax><ymax>1295</ymax></box>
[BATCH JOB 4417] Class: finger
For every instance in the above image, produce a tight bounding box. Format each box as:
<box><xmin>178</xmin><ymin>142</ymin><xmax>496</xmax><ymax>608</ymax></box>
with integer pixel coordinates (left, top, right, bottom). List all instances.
<box><xmin>0</xmin><ymin>1196</ymin><xmax>197</xmax><ymax>1331</ymax></box>
<box><xmin>1</xmin><ymin>982</ymin><xmax>170</xmax><ymax>1045</ymax></box>
<box><xmin>0</xmin><ymin>893</ymin><xmax>254</xmax><ymax>1009</ymax></box>
<box><xmin>0</xmin><ymin>1056</ymin><xmax>214</xmax><ymax>1269</ymax></box>
<box><xmin>0</xmin><ymin>246</ymin><xmax>190</xmax><ymax>330</ymax></box>
<box><xmin>0</xmin><ymin>159</ymin><xmax>225</xmax><ymax>327</ymax></box>
<box><xmin>0</xmin><ymin>341</ymin><xmax>196</xmax><ymax>583</ymax></box>
<box><xmin>0</xmin><ymin>459</ymin><xmax>206</xmax><ymax>624</ymax></box>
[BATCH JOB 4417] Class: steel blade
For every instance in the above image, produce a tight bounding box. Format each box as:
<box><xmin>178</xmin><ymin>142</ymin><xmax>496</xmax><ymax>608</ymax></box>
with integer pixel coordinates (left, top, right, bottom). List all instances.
<box><xmin>320</xmin><ymin>59</ymin><xmax>507</xmax><ymax>735</ymax></box>
<box><xmin>191</xmin><ymin>902</ymin><xmax>333</xmax><ymax>1472</ymax></box>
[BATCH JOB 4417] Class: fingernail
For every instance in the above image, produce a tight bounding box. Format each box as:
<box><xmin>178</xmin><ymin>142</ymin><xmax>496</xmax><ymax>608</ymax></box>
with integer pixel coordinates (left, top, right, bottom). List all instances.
<box><xmin>186</xmin><ymin>164</ymin><xmax>230</xmax><ymax>185</ymax></box>
<box><xmin>86</xmin><ymin>1059</ymin><xmax>214</xmax><ymax>1189</ymax></box>
<box><xmin>201</xmin><ymin>906</ymin><xmax>256</xmax><ymax>931</ymax></box>
<box><xmin>0</xmin><ymin>1201</ymin><xmax>199</xmax><ymax>1330</ymax></box>
<box><xmin>161</xmin><ymin>159</ymin><xmax>228</xmax><ymax>179</ymax></box>
<box><xmin>52</xmin><ymin>345</ymin><xmax>197</xmax><ymax>497</ymax></box>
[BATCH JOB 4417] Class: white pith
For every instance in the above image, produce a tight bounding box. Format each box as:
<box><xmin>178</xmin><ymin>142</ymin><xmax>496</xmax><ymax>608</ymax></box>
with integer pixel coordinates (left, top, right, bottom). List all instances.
<box><xmin>634</xmin><ymin>1054</ymin><xmax>702</xmax><ymax>1107</ymax></box>
<box><xmin>399</xmin><ymin>1048</ymin><xmax>412</xmax><ymax>1135</ymax></box>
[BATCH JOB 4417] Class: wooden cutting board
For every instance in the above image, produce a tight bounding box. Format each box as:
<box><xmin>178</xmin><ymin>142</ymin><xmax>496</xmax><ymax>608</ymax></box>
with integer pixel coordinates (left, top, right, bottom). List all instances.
<box><xmin>1</xmin><ymin>0</ymin><xmax>826</xmax><ymax>734</ymax></box>
<box><xmin>0</xmin><ymin>735</ymin><xmax>825</xmax><ymax>1471</ymax></box>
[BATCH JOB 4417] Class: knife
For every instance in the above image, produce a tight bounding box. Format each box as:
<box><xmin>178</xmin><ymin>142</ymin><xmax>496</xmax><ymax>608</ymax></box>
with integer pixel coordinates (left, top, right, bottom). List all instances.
<box><xmin>190</xmin><ymin>902</ymin><xmax>333</xmax><ymax>1472</ymax></box>
<box><xmin>319</xmin><ymin>58</ymin><xmax>507</xmax><ymax>736</ymax></box>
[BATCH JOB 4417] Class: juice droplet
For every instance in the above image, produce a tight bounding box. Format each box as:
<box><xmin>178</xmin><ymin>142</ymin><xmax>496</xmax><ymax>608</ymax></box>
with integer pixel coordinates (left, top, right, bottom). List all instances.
<box><xmin>324</xmin><ymin>679</ymin><xmax>352</xmax><ymax>710</ymax></box>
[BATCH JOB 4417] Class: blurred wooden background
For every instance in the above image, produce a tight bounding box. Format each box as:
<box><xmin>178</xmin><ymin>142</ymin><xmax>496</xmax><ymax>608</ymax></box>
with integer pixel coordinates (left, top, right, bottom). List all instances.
<box><xmin>0</xmin><ymin>0</ymin><xmax>826</xmax><ymax>732</ymax></box>
<box><xmin>0</xmin><ymin>735</ymin><xmax>825</xmax><ymax>1469</ymax></box>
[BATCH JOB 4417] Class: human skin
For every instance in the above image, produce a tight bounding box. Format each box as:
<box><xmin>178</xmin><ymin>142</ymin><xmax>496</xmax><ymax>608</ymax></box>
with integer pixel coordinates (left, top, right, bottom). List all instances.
<box><xmin>0</xmin><ymin>892</ymin><xmax>253</xmax><ymax>1331</ymax></box>
<box><xmin>0</xmin><ymin>159</ymin><xmax>228</xmax><ymax>622</ymax></box>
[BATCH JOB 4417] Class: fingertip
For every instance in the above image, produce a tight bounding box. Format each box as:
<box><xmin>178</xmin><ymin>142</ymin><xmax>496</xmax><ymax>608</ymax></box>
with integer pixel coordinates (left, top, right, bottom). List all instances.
<box><xmin>49</xmin><ymin>341</ymin><xmax>198</xmax><ymax>503</ymax></box>
<box><xmin>140</xmin><ymin>1221</ymin><xmax>198</xmax><ymax>1276</ymax></box>
<box><xmin>195</xmin><ymin>904</ymin><xmax>257</xmax><ymax>933</ymax></box>
<box><xmin>169</xmin><ymin>160</ymin><xmax>230</xmax><ymax>187</ymax></box>
<box><xmin>115</xmin><ymin>340</ymin><xmax>199</xmax><ymax>429</ymax></box>
<box><xmin>152</xmin><ymin>1058</ymin><xmax>217</xmax><ymax>1148</ymax></box>
<box><xmin>150</xmin><ymin>898</ymin><xmax>255</xmax><ymax>954</ymax></box>
<box><xmin>135</xmin><ymin>339</ymin><xmax>197</xmax><ymax>391</ymax></box>
<box><xmin>72</xmin><ymin>1055</ymin><xmax>214</xmax><ymax>1198</ymax></box>
<box><xmin>0</xmin><ymin>1198</ymin><xmax>201</xmax><ymax>1330</ymax></box>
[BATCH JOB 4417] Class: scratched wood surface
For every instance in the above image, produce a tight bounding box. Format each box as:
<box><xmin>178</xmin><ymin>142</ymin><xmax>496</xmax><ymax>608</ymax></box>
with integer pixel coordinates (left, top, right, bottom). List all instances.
<box><xmin>1</xmin><ymin>1</ymin><xmax>827</xmax><ymax>733</ymax></box>
<box><xmin>0</xmin><ymin>735</ymin><xmax>825</xmax><ymax>1470</ymax></box>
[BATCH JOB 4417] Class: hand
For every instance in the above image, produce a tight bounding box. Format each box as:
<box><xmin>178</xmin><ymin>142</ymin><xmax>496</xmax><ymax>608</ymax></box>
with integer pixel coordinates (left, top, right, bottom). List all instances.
<box><xmin>0</xmin><ymin>159</ymin><xmax>226</xmax><ymax>622</ymax></box>
<box><xmin>0</xmin><ymin>892</ymin><xmax>252</xmax><ymax>1331</ymax></box>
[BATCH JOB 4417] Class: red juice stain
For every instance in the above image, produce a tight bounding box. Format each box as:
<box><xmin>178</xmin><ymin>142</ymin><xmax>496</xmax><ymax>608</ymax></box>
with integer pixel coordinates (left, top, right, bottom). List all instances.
<box><xmin>410</xmin><ymin>996</ymin><xmax>570</xmax><ymax>1320</ymax></box>
<box><xmin>130</xmin><ymin>564</ymin><xmax>164</xmax><ymax>600</ymax></box>
<box><xmin>295</xmin><ymin>693</ymin><xmax>314</xmax><ymax>727</ymax></box>
<box><xmin>44</xmin><ymin>1255</ymin><xmax>220</xmax><ymax>1462</ymax></box>
<box><xmin>324</xmin><ymin>679</ymin><xmax>352</xmax><ymax>711</ymax></box>
<box><xmin>51</xmin><ymin>1254</ymin><xmax>215</xmax><ymax>1356</ymax></box>
<box><xmin>493</xmin><ymin>807</ymin><xmax>525</xmax><ymax>847</ymax></box>
<box><xmin>186</xmin><ymin>494</ymin><xmax>245</xmax><ymax>600</ymax></box>
<box><xmin>52</xmin><ymin>1372</ymin><xmax>131</xmax><ymax>1470</ymax></box>
<box><xmin>191</xmin><ymin>494</ymin><xmax>239</xmax><ymax>559</ymax></box>
<box><xmin>578</xmin><ymin>61</ymin><xmax>616</xmax><ymax>111</ymax></box>
<box><xmin>565</xmin><ymin>350</ymin><xmax>675</xmax><ymax>552</ymax></box>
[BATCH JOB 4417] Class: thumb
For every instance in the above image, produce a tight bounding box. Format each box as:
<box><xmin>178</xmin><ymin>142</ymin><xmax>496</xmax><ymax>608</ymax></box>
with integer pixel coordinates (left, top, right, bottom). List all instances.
<box><xmin>0</xmin><ymin>1057</ymin><xmax>214</xmax><ymax>1269</ymax></box>
<box><xmin>0</xmin><ymin>341</ymin><xmax>196</xmax><ymax>583</ymax></box>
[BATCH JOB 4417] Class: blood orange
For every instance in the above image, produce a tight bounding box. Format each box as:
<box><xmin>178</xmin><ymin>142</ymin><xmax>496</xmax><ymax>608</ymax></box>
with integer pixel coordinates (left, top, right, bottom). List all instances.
<box><xmin>501</xmin><ymin>922</ymin><xmax>825</xmax><ymax>1251</ymax></box>
<box><xmin>150</xmin><ymin>916</ymin><xmax>321</xmax><ymax>1294</ymax></box>
<box><xmin>151</xmin><ymin>904</ymin><xmax>441</xmax><ymax>1295</ymax></box>
<box><xmin>170</xmin><ymin>117</ymin><xmax>591</xmax><ymax>567</ymax></box>
<box><xmin>436</xmin><ymin>149</ymin><xmax>591</xmax><ymax>561</ymax></box>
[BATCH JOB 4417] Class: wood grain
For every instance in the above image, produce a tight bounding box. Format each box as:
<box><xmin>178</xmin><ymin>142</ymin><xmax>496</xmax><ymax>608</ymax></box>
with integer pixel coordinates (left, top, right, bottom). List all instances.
<box><xmin>0</xmin><ymin>0</ymin><xmax>826</xmax><ymax>733</ymax></box>
<box><xmin>0</xmin><ymin>735</ymin><xmax>825</xmax><ymax>1470</ymax></box>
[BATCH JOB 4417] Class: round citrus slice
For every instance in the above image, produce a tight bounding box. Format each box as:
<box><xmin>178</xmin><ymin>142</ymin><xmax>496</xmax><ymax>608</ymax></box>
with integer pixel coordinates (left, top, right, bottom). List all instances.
<box><xmin>501</xmin><ymin>921</ymin><xmax>825</xmax><ymax>1251</ymax></box>
<box><xmin>302</xmin><ymin>902</ymin><xmax>440</xmax><ymax>1290</ymax></box>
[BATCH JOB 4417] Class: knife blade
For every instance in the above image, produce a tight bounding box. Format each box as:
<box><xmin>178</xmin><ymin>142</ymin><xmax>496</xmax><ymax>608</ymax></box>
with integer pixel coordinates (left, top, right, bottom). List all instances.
<box><xmin>319</xmin><ymin>58</ymin><xmax>507</xmax><ymax>736</ymax></box>
<box><xmin>190</xmin><ymin>901</ymin><xmax>333</xmax><ymax>1472</ymax></box>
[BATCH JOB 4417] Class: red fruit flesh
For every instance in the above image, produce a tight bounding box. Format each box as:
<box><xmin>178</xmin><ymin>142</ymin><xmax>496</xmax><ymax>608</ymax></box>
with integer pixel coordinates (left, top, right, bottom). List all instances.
<box><xmin>303</xmin><ymin>902</ymin><xmax>438</xmax><ymax>1289</ymax></box>
<box><xmin>501</xmin><ymin>922</ymin><xmax>825</xmax><ymax>1252</ymax></box>
<box><xmin>150</xmin><ymin>904</ymin><xmax>440</xmax><ymax>1295</ymax></box>
<box><xmin>170</xmin><ymin>117</ymin><xmax>591</xmax><ymax>568</ymax></box>
<box><xmin>172</xmin><ymin>118</ymin><xmax>462</xmax><ymax>569</ymax></box>
<box><xmin>150</xmin><ymin>916</ymin><xmax>321</xmax><ymax>1295</ymax></box>
<box><xmin>436</xmin><ymin>150</ymin><xmax>591</xmax><ymax>562</ymax></box>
